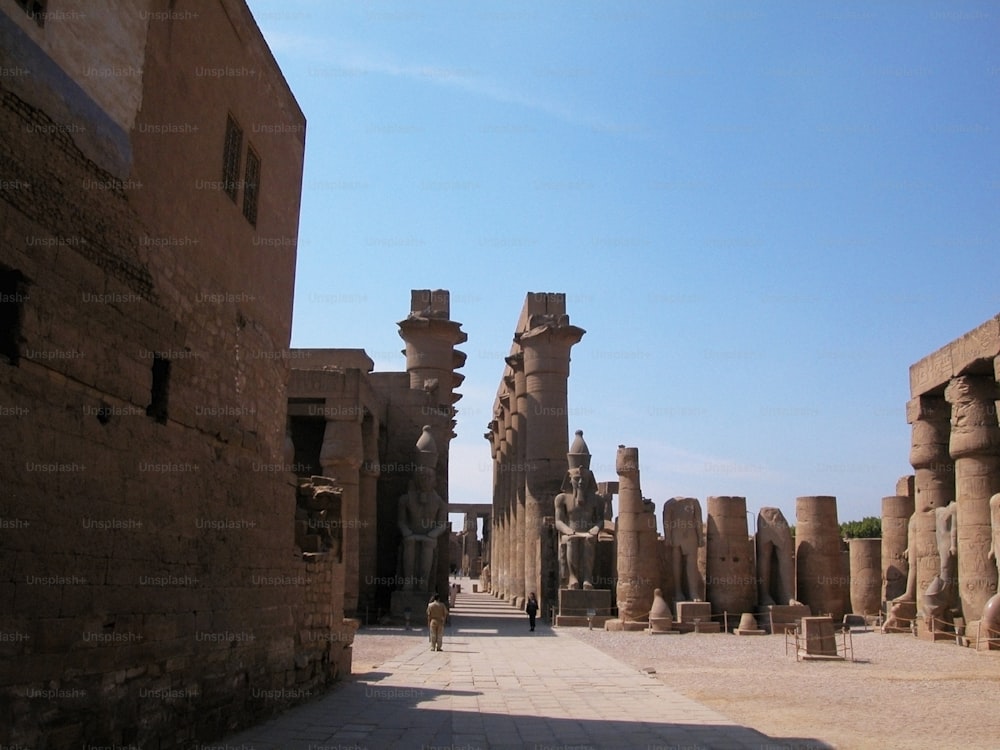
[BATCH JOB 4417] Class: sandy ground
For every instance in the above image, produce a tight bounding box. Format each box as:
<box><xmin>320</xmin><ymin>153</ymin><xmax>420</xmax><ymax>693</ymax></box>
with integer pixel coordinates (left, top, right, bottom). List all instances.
<box><xmin>567</xmin><ymin>627</ymin><xmax>1000</xmax><ymax>750</ymax></box>
<box><xmin>351</xmin><ymin>622</ymin><xmax>1000</xmax><ymax>750</ymax></box>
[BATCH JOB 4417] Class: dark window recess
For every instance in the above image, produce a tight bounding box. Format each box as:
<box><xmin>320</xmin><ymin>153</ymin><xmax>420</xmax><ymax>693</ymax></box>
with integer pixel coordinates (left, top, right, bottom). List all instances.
<box><xmin>242</xmin><ymin>146</ymin><xmax>261</xmax><ymax>226</ymax></box>
<box><xmin>15</xmin><ymin>0</ymin><xmax>46</xmax><ymax>27</ymax></box>
<box><xmin>0</xmin><ymin>267</ymin><xmax>28</xmax><ymax>366</ymax></box>
<box><xmin>146</xmin><ymin>355</ymin><xmax>170</xmax><ymax>424</ymax></box>
<box><xmin>221</xmin><ymin>114</ymin><xmax>243</xmax><ymax>202</ymax></box>
<box><xmin>288</xmin><ymin>415</ymin><xmax>326</xmax><ymax>477</ymax></box>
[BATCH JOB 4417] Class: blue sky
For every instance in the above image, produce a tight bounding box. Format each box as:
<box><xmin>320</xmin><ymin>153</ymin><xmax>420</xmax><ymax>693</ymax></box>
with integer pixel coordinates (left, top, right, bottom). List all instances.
<box><xmin>248</xmin><ymin>0</ymin><xmax>999</xmax><ymax>529</ymax></box>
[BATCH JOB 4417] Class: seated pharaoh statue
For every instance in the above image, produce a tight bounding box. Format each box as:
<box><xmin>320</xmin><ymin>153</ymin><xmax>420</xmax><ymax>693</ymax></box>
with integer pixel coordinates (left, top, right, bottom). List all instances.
<box><xmin>554</xmin><ymin>430</ymin><xmax>604</xmax><ymax>590</ymax></box>
<box><xmin>398</xmin><ymin>425</ymin><xmax>447</xmax><ymax>592</ymax></box>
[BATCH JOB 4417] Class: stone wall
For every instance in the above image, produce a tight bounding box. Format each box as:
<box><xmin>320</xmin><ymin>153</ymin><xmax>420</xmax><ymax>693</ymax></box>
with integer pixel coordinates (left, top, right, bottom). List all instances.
<box><xmin>0</xmin><ymin>3</ymin><xmax>354</xmax><ymax>746</ymax></box>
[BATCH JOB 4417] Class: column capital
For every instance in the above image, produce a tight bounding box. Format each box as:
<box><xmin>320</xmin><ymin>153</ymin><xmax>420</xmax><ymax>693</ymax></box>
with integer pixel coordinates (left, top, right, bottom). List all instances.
<box><xmin>906</xmin><ymin>394</ymin><xmax>950</xmax><ymax>425</ymax></box>
<box><xmin>946</xmin><ymin>374</ymin><xmax>1000</xmax><ymax>459</ymax></box>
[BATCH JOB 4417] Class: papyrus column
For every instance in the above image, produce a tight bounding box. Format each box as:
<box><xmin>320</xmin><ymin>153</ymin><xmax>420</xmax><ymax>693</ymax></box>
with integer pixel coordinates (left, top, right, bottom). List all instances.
<box><xmin>849</xmin><ymin>538</ymin><xmax>882</xmax><ymax>616</ymax></box>
<box><xmin>615</xmin><ymin>447</ymin><xmax>658</xmax><ymax>622</ymax></box>
<box><xmin>518</xmin><ymin>320</ymin><xmax>584</xmax><ymax>606</ymax></box>
<box><xmin>795</xmin><ymin>495</ymin><xmax>847</xmax><ymax>620</ymax></box>
<box><xmin>495</xmin><ymin>406</ymin><xmax>510</xmax><ymax>599</ymax></box>
<box><xmin>946</xmin><ymin>374</ymin><xmax>1000</xmax><ymax>621</ymax></box>
<box><xmin>506</xmin><ymin>354</ymin><xmax>528</xmax><ymax>606</ymax></box>
<box><xmin>706</xmin><ymin>496</ymin><xmax>756</xmax><ymax>622</ymax></box>
<box><xmin>881</xmin><ymin>494</ymin><xmax>913</xmax><ymax>603</ymax></box>
<box><xmin>907</xmin><ymin>395</ymin><xmax>955</xmax><ymax>602</ymax></box>
<box><xmin>485</xmin><ymin>419</ymin><xmax>501</xmax><ymax>594</ymax></box>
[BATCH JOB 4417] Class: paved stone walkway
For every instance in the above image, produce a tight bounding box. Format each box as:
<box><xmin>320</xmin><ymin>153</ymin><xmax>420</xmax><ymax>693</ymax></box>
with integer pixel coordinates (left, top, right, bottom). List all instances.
<box><xmin>223</xmin><ymin>584</ymin><xmax>831</xmax><ymax>749</ymax></box>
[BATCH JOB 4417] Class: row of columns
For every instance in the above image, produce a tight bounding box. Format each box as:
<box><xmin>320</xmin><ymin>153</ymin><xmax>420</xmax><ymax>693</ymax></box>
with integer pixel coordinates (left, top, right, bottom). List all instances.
<box><xmin>486</xmin><ymin>294</ymin><xmax>584</xmax><ymax>610</ymax></box>
<box><xmin>907</xmin><ymin>369</ymin><xmax>1000</xmax><ymax>622</ymax></box>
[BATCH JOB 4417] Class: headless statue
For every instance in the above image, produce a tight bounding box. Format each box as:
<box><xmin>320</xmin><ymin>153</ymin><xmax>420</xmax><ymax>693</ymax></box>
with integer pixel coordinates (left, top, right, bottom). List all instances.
<box><xmin>756</xmin><ymin>507</ymin><xmax>796</xmax><ymax>606</ymax></box>
<box><xmin>663</xmin><ymin>497</ymin><xmax>704</xmax><ymax>603</ymax></box>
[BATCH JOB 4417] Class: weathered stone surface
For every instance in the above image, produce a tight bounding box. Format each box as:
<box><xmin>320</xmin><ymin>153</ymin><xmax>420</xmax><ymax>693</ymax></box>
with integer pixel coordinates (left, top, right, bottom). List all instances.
<box><xmin>795</xmin><ymin>496</ymin><xmax>848</xmax><ymax>621</ymax></box>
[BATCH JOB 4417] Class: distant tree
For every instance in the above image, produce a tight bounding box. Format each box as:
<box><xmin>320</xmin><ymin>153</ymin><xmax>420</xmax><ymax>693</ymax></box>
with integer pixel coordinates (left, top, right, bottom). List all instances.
<box><xmin>840</xmin><ymin>516</ymin><xmax>881</xmax><ymax>539</ymax></box>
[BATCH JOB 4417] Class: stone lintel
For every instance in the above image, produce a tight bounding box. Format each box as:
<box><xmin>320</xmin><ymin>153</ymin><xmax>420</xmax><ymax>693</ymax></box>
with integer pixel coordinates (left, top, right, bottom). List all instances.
<box><xmin>910</xmin><ymin>314</ymin><xmax>1000</xmax><ymax>397</ymax></box>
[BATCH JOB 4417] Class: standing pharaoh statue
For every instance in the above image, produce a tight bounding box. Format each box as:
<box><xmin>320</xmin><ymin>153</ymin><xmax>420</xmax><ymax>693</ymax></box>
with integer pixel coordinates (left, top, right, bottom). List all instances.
<box><xmin>398</xmin><ymin>426</ymin><xmax>447</xmax><ymax>591</ymax></box>
<box><xmin>922</xmin><ymin>501</ymin><xmax>957</xmax><ymax>629</ymax></box>
<box><xmin>663</xmin><ymin>497</ymin><xmax>705</xmax><ymax>603</ymax></box>
<box><xmin>983</xmin><ymin>494</ymin><xmax>1000</xmax><ymax>635</ymax></box>
<box><xmin>554</xmin><ymin>431</ymin><xmax>604</xmax><ymax>590</ymax></box>
<box><xmin>756</xmin><ymin>507</ymin><xmax>796</xmax><ymax>606</ymax></box>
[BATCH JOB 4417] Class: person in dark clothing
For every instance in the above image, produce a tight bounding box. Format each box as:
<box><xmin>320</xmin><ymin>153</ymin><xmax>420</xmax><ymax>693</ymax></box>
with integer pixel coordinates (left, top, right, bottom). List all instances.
<box><xmin>526</xmin><ymin>592</ymin><xmax>539</xmax><ymax>631</ymax></box>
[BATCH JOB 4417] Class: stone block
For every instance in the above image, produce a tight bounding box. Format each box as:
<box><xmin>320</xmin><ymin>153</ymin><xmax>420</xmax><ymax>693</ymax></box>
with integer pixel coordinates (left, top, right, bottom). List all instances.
<box><xmin>800</xmin><ymin>616</ymin><xmax>840</xmax><ymax>658</ymax></box>
<box><xmin>556</xmin><ymin>615</ymin><xmax>614</xmax><ymax>628</ymax></box>
<box><xmin>675</xmin><ymin>601</ymin><xmax>712</xmax><ymax>623</ymax></box>
<box><xmin>757</xmin><ymin>603</ymin><xmax>811</xmax><ymax>634</ymax></box>
<box><xmin>557</xmin><ymin>588</ymin><xmax>613</xmax><ymax>618</ymax></box>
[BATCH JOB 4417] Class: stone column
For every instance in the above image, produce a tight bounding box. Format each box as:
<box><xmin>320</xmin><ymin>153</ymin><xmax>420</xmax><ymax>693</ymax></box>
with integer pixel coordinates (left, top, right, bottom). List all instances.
<box><xmin>518</xmin><ymin>318</ymin><xmax>584</xmax><ymax>609</ymax></box>
<box><xmin>500</xmin><ymin>395</ymin><xmax>516</xmax><ymax>602</ymax></box>
<box><xmin>795</xmin><ymin>495</ymin><xmax>847</xmax><ymax>620</ymax></box>
<box><xmin>946</xmin><ymin>374</ymin><xmax>1000</xmax><ymax>621</ymax></box>
<box><xmin>506</xmin><ymin>354</ymin><xmax>528</xmax><ymax>607</ymax></box>
<box><xmin>615</xmin><ymin>446</ymin><xmax>658</xmax><ymax>622</ymax></box>
<box><xmin>485</xmin><ymin>421</ymin><xmax>500</xmax><ymax>594</ymax></box>
<box><xmin>881</xmin><ymin>494</ymin><xmax>913</xmax><ymax>603</ymax></box>
<box><xmin>906</xmin><ymin>395</ymin><xmax>955</xmax><ymax>603</ymax></box>
<box><xmin>495</xmin><ymin>407</ymin><xmax>510</xmax><ymax>600</ymax></box>
<box><xmin>357</xmin><ymin>416</ymin><xmax>380</xmax><ymax>615</ymax></box>
<box><xmin>319</xmin><ymin>418</ymin><xmax>363</xmax><ymax>615</ymax></box>
<box><xmin>849</xmin><ymin>538</ymin><xmax>882</xmax><ymax>616</ymax></box>
<box><xmin>705</xmin><ymin>496</ymin><xmax>756</xmax><ymax>624</ymax></box>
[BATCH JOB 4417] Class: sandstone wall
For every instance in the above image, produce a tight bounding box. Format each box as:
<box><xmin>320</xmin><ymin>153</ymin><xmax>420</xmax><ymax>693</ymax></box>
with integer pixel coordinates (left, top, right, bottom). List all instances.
<box><xmin>0</xmin><ymin>3</ymin><xmax>352</xmax><ymax>746</ymax></box>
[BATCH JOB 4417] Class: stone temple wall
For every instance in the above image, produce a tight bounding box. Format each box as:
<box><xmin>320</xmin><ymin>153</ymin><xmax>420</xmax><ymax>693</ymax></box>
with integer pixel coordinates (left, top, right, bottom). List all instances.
<box><xmin>0</xmin><ymin>3</ymin><xmax>354</xmax><ymax>747</ymax></box>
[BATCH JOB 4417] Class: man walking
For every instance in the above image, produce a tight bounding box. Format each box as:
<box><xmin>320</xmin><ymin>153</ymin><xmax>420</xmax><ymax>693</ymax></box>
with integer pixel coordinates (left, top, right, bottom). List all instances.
<box><xmin>427</xmin><ymin>594</ymin><xmax>448</xmax><ymax>652</ymax></box>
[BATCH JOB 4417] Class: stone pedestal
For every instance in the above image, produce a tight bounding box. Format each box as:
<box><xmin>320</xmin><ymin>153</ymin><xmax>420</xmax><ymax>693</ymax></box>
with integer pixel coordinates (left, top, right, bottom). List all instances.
<box><xmin>756</xmin><ymin>603</ymin><xmax>811</xmax><ymax>634</ymax></box>
<box><xmin>647</xmin><ymin>617</ymin><xmax>677</xmax><ymax>634</ymax></box>
<box><xmin>735</xmin><ymin>612</ymin><xmax>766</xmax><ymax>636</ymax></box>
<box><xmin>672</xmin><ymin>600</ymin><xmax>720</xmax><ymax>632</ymax></box>
<box><xmin>390</xmin><ymin>591</ymin><xmax>433</xmax><ymax>622</ymax></box>
<box><xmin>799</xmin><ymin>616</ymin><xmax>840</xmax><ymax>658</ymax></box>
<box><xmin>916</xmin><ymin>618</ymin><xmax>956</xmax><ymax>642</ymax></box>
<box><xmin>555</xmin><ymin>588</ymin><xmax>612</xmax><ymax>627</ymax></box>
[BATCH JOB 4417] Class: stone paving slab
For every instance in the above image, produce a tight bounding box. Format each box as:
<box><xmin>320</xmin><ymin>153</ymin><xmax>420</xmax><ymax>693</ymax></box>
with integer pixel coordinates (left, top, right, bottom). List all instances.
<box><xmin>221</xmin><ymin>584</ymin><xmax>831</xmax><ymax>750</ymax></box>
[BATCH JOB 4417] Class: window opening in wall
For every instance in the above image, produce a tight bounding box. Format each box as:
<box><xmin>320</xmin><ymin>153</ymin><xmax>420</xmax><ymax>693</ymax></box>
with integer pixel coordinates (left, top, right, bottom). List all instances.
<box><xmin>14</xmin><ymin>0</ymin><xmax>46</xmax><ymax>27</ymax></box>
<box><xmin>242</xmin><ymin>145</ymin><xmax>260</xmax><ymax>226</ymax></box>
<box><xmin>221</xmin><ymin>114</ymin><xmax>243</xmax><ymax>202</ymax></box>
<box><xmin>146</xmin><ymin>355</ymin><xmax>170</xmax><ymax>424</ymax></box>
<box><xmin>0</xmin><ymin>266</ymin><xmax>28</xmax><ymax>366</ymax></box>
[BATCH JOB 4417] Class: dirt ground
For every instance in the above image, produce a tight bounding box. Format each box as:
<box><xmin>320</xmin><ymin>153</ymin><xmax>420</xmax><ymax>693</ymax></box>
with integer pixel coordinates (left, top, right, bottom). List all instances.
<box><xmin>568</xmin><ymin>627</ymin><xmax>1000</xmax><ymax>750</ymax></box>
